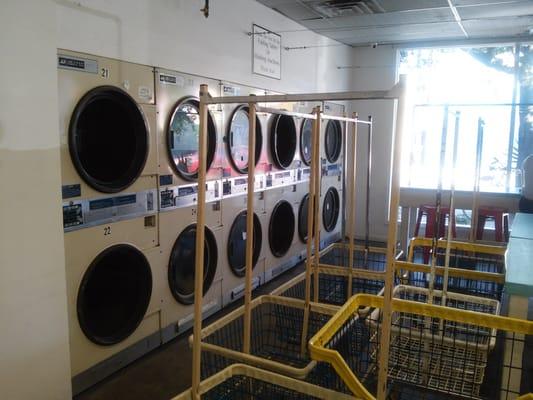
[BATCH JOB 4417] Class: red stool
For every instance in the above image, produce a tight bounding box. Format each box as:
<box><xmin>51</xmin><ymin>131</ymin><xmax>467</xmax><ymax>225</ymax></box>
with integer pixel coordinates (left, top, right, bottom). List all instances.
<box><xmin>476</xmin><ymin>206</ymin><xmax>509</xmax><ymax>242</ymax></box>
<box><xmin>414</xmin><ymin>204</ymin><xmax>457</xmax><ymax>262</ymax></box>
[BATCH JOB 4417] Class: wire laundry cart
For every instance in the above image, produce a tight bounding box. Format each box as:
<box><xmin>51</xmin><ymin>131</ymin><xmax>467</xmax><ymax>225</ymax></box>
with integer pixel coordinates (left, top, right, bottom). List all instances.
<box><xmin>170</xmin><ymin>364</ymin><xmax>354</xmax><ymax>400</ymax></box>
<box><xmin>191</xmin><ymin>295</ymin><xmax>344</xmax><ymax>390</ymax></box>
<box><xmin>403</xmin><ymin>238</ymin><xmax>506</xmax><ymax>300</ymax></box>
<box><xmin>309</xmin><ymin>293</ymin><xmax>533</xmax><ymax>400</ymax></box>
<box><xmin>271</xmin><ymin>266</ymin><xmax>385</xmax><ymax>307</ymax></box>
<box><xmin>181</xmin><ymin>78</ymin><xmax>409</xmax><ymax>399</ymax></box>
<box><xmin>317</xmin><ymin>243</ymin><xmax>392</xmax><ymax>272</ymax></box>
<box><xmin>302</xmin><ymin>111</ymin><xmax>398</xmax><ymax>305</ymax></box>
<box><xmin>271</xmin><ymin>247</ymin><xmax>399</xmax><ymax>311</ymax></box>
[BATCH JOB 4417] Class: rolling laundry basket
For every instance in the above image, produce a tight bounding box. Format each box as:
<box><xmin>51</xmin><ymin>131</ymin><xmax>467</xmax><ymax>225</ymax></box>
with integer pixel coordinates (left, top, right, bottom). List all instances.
<box><xmin>309</xmin><ymin>293</ymin><xmax>533</xmax><ymax>400</ymax></box>
<box><xmin>190</xmin><ymin>295</ymin><xmax>344</xmax><ymax>391</ymax></box>
<box><xmin>171</xmin><ymin>363</ymin><xmax>354</xmax><ymax>400</ymax></box>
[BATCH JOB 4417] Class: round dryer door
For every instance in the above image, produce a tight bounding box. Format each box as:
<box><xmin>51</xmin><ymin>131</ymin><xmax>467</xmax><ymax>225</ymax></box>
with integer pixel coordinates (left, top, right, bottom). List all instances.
<box><xmin>77</xmin><ymin>244</ymin><xmax>152</xmax><ymax>345</ymax></box>
<box><xmin>324</xmin><ymin>120</ymin><xmax>342</xmax><ymax>163</ymax></box>
<box><xmin>227</xmin><ymin>211</ymin><xmax>262</xmax><ymax>277</ymax></box>
<box><xmin>168</xmin><ymin>224</ymin><xmax>218</xmax><ymax>305</ymax></box>
<box><xmin>298</xmin><ymin>193</ymin><xmax>315</xmax><ymax>243</ymax></box>
<box><xmin>227</xmin><ymin>105</ymin><xmax>262</xmax><ymax>174</ymax></box>
<box><xmin>69</xmin><ymin>86</ymin><xmax>149</xmax><ymax>193</ymax></box>
<box><xmin>269</xmin><ymin>200</ymin><xmax>295</xmax><ymax>257</ymax></box>
<box><xmin>322</xmin><ymin>187</ymin><xmax>340</xmax><ymax>232</ymax></box>
<box><xmin>300</xmin><ymin>118</ymin><xmax>313</xmax><ymax>166</ymax></box>
<box><xmin>167</xmin><ymin>98</ymin><xmax>217</xmax><ymax>181</ymax></box>
<box><xmin>270</xmin><ymin>114</ymin><xmax>296</xmax><ymax>169</ymax></box>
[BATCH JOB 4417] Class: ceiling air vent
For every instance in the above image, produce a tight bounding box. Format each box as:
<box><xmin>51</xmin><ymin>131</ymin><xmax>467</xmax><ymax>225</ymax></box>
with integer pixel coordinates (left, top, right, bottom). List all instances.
<box><xmin>309</xmin><ymin>0</ymin><xmax>385</xmax><ymax>18</ymax></box>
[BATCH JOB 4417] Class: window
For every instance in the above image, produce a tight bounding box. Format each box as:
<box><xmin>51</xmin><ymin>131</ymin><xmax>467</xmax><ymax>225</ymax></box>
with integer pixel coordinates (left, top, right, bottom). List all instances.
<box><xmin>399</xmin><ymin>44</ymin><xmax>533</xmax><ymax>193</ymax></box>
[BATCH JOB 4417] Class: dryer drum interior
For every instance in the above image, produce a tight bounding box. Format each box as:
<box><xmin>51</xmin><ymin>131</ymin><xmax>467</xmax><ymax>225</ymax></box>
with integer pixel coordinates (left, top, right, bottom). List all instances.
<box><xmin>270</xmin><ymin>114</ymin><xmax>296</xmax><ymax>169</ymax></box>
<box><xmin>168</xmin><ymin>224</ymin><xmax>218</xmax><ymax>305</ymax></box>
<box><xmin>227</xmin><ymin>105</ymin><xmax>262</xmax><ymax>174</ymax></box>
<box><xmin>69</xmin><ymin>86</ymin><xmax>149</xmax><ymax>193</ymax></box>
<box><xmin>324</xmin><ymin>119</ymin><xmax>342</xmax><ymax>163</ymax></box>
<box><xmin>300</xmin><ymin>118</ymin><xmax>313</xmax><ymax>166</ymax></box>
<box><xmin>322</xmin><ymin>187</ymin><xmax>340</xmax><ymax>232</ymax></box>
<box><xmin>298</xmin><ymin>193</ymin><xmax>315</xmax><ymax>243</ymax></box>
<box><xmin>269</xmin><ymin>200</ymin><xmax>295</xmax><ymax>257</ymax></box>
<box><xmin>77</xmin><ymin>244</ymin><xmax>152</xmax><ymax>346</ymax></box>
<box><xmin>227</xmin><ymin>211</ymin><xmax>262</xmax><ymax>277</ymax></box>
<box><xmin>167</xmin><ymin>98</ymin><xmax>217</xmax><ymax>181</ymax></box>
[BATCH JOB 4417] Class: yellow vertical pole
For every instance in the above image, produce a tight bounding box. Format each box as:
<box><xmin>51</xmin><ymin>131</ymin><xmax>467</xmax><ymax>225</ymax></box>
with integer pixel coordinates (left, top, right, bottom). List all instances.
<box><xmin>300</xmin><ymin>107</ymin><xmax>319</xmax><ymax>355</ymax></box>
<box><xmin>191</xmin><ymin>84</ymin><xmax>209</xmax><ymax>400</ymax></box>
<box><xmin>376</xmin><ymin>77</ymin><xmax>407</xmax><ymax>400</ymax></box>
<box><xmin>313</xmin><ymin>107</ymin><xmax>322</xmax><ymax>303</ymax></box>
<box><xmin>347</xmin><ymin>113</ymin><xmax>358</xmax><ymax>299</ymax></box>
<box><xmin>243</xmin><ymin>100</ymin><xmax>257</xmax><ymax>354</ymax></box>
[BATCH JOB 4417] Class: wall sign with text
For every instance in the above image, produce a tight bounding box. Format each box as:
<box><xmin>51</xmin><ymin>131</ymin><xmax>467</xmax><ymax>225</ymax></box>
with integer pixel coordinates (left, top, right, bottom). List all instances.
<box><xmin>252</xmin><ymin>24</ymin><xmax>281</xmax><ymax>80</ymax></box>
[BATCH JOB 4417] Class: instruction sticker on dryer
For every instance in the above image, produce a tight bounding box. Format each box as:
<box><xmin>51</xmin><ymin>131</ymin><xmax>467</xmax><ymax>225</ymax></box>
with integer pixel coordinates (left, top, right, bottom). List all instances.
<box><xmin>252</xmin><ymin>24</ymin><xmax>281</xmax><ymax>80</ymax></box>
<box><xmin>159</xmin><ymin>73</ymin><xmax>185</xmax><ymax>87</ymax></box>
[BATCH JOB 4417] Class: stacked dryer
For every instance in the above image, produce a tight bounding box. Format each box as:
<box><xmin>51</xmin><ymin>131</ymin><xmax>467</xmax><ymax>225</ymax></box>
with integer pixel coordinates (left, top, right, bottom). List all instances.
<box><xmin>154</xmin><ymin>69</ymin><xmax>224</xmax><ymax>342</ymax></box>
<box><xmin>220</xmin><ymin>82</ymin><xmax>268</xmax><ymax>306</ymax></box>
<box><xmin>263</xmin><ymin>103</ymin><xmax>313</xmax><ymax>282</ymax></box>
<box><xmin>294</xmin><ymin>105</ymin><xmax>318</xmax><ymax>259</ymax></box>
<box><xmin>320</xmin><ymin>102</ymin><xmax>345</xmax><ymax>248</ymax></box>
<box><xmin>58</xmin><ymin>50</ymin><xmax>161</xmax><ymax>394</ymax></box>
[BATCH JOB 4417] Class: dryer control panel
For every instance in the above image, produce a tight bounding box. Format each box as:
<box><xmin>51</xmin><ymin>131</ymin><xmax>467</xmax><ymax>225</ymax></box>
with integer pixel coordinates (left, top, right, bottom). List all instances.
<box><xmin>296</xmin><ymin>167</ymin><xmax>311</xmax><ymax>183</ymax></box>
<box><xmin>62</xmin><ymin>189</ymin><xmax>157</xmax><ymax>232</ymax></box>
<box><xmin>221</xmin><ymin>175</ymin><xmax>265</xmax><ymax>198</ymax></box>
<box><xmin>265</xmin><ymin>169</ymin><xmax>299</xmax><ymax>189</ymax></box>
<box><xmin>159</xmin><ymin>180</ymin><xmax>221</xmax><ymax>211</ymax></box>
<box><xmin>321</xmin><ymin>159</ymin><xmax>343</xmax><ymax>177</ymax></box>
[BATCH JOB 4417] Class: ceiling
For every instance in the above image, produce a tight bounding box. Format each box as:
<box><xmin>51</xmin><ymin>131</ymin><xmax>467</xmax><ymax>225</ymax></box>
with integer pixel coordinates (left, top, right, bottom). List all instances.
<box><xmin>256</xmin><ymin>0</ymin><xmax>533</xmax><ymax>46</ymax></box>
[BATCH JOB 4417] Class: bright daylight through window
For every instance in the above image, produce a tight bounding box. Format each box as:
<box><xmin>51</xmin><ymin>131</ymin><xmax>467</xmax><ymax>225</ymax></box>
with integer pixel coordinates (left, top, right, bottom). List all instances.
<box><xmin>399</xmin><ymin>44</ymin><xmax>533</xmax><ymax>194</ymax></box>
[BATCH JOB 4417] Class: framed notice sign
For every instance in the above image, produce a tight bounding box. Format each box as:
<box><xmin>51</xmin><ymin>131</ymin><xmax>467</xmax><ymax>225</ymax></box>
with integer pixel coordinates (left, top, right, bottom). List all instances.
<box><xmin>252</xmin><ymin>24</ymin><xmax>281</xmax><ymax>80</ymax></box>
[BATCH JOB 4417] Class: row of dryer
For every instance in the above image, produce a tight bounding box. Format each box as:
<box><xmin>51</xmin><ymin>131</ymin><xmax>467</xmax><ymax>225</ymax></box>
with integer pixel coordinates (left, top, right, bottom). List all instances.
<box><xmin>57</xmin><ymin>50</ymin><xmax>344</xmax><ymax>393</ymax></box>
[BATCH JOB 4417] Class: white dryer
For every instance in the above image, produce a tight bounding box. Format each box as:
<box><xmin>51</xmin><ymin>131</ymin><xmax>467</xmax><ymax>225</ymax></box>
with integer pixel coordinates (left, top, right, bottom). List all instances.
<box><xmin>65</xmin><ymin>216</ymin><xmax>163</xmax><ymax>395</ymax></box>
<box><xmin>220</xmin><ymin>82</ymin><xmax>267</xmax><ymax>186</ymax></box>
<box><xmin>155</xmin><ymin>68</ymin><xmax>223</xmax><ymax>189</ymax></box>
<box><xmin>159</xmin><ymin>193</ymin><xmax>223</xmax><ymax>342</ymax></box>
<box><xmin>58</xmin><ymin>50</ymin><xmax>158</xmax><ymax>231</ymax></box>
<box><xmin>220</xmin><ymin>190</ymin><xmax>267</xmax><ymax>307</ymax></box>
<box><xmin>320</xmin><ymin>101</ymin><xmax>345</xmax><ymax>248</ymax></box>
<box><xmin>264</xmin><ymin>112</ymin><xmax>298</xmax><ymax>190</ymax></box>
<box><xmin>264</xmin><ymin>185</ymin><xmax>300</xmax><ymax>283</ymax></box>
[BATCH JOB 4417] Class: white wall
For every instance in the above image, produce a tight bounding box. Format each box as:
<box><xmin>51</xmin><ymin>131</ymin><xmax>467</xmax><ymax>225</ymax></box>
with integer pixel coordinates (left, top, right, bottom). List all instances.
<box><xmin>55</xmin><ymin>0</ymin><xmax>352</xmax><ymax>94</ymax></box>
<box><xmin>0</xmin><ymin>1</ymin><xmax>72</xmax><ymax>399</ymax></box>
<box><xmin>346</xmin><ymin>45</ymin><xmax>399</xmax><ymax>242</ymax></box>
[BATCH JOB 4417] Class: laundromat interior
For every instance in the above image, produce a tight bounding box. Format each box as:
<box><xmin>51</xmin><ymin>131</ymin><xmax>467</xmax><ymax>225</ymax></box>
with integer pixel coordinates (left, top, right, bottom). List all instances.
<box><xmin>3</xmin><ymin>1</ymin><xmax>533</xmax><ymax>399</ymax></box>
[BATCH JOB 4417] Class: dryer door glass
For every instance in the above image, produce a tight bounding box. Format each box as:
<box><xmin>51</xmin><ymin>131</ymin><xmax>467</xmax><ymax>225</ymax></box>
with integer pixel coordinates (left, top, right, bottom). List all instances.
<box><xmin>227</xmin><ymin>106</ymin><xmax>262</xmax><ymax>173</ymax></box>
<box><xmin>270</xmin><ymin>114</ymin><xmax>296</xmax><ymax>169</ymax></box>
<box><xmin>77</xmin><ymin>244</ymin><xmax>152</xmax><ymax>345</ymax></box>
<box><xmin>227</xmin><ymin>211</ymin><xmax>262</xmax><ymax>277</ymax></box>
<box><xmin>69</xmin><ymin>86</ymin><xmax>149</xmax><ymax>193</ymax></box>
<box><xmin>298</xmin><ymin>193</ymin><xmax>314</xmax><ymax>242</ymax></box>
<box><xmin>325</xmin><ymin>120</ymin><xmax>342</xmax><ymax>163</ymax></box>
<box><xmin>323</xmin><ymin>187</ymin><xmax>340</xmax><ymax>232</ymax></box>
<box><xmin>167</xmin><ymin>99</ymin><xmax>217</xmax><ymax>181</ymax></box>
<box><xmin>168</xmin><ymin>225</ymin><xmax>217</xmax><ymax>305</ymax></box>
<box><xmin>269</xmin><ymin>200</ymin><xmax>295</xmax><ymax>257</ymax></box>
<box><xmin>300</xmin><ymin>118</ymin><xmax>313</xmax><ymax>166</ymax></box>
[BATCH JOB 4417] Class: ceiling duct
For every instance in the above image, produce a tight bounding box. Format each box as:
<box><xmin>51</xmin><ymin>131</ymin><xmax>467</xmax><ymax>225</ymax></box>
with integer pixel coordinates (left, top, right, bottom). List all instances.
<box><xmin>309</xmin><ymin>0</ymin><xmax>384</xmax><ymax>18</ymax></box>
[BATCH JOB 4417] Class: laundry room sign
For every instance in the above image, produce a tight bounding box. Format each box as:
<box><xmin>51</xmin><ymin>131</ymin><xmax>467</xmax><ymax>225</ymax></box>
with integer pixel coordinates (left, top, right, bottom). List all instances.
<box><xmin>252</xmin><ymin>24</ymin><xmax>281</xmax><ymax>80</ymax></box>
